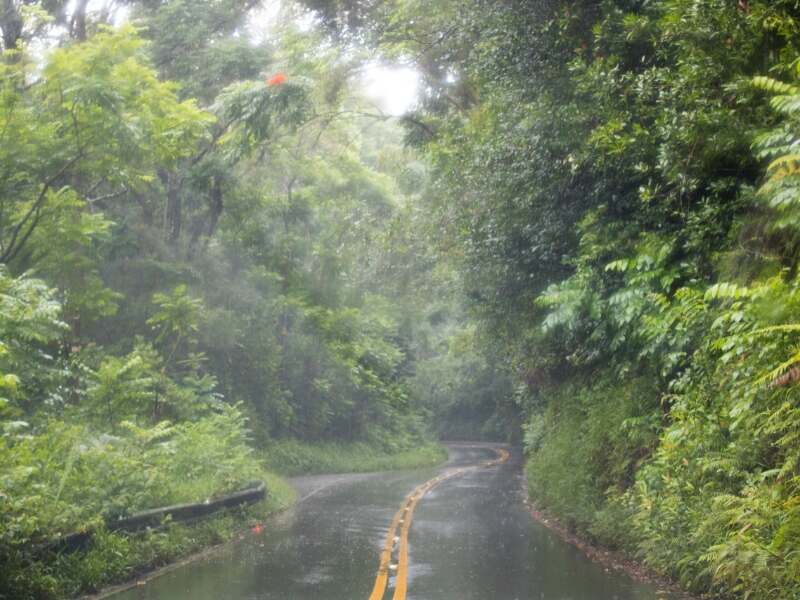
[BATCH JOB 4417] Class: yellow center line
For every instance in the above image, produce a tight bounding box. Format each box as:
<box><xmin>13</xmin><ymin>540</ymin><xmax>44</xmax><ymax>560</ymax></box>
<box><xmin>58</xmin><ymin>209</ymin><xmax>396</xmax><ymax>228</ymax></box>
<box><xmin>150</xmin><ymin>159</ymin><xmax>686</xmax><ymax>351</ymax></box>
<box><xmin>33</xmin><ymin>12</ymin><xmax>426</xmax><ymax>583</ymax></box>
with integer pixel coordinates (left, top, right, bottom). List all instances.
<box><xmin>368</xmin><ymin>447</ymin><xmax>511</xmax><ymax>600</ymax></box>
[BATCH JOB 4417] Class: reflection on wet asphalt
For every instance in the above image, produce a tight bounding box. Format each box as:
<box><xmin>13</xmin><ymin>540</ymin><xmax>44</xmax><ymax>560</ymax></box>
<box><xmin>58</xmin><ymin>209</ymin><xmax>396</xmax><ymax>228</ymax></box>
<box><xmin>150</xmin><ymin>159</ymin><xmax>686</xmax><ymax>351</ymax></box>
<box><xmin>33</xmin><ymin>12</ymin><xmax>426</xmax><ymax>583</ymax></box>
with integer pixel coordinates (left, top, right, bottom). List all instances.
<box><xmin>111</xmin><ymin>445</ymin><xmax>676</xmax><ymax>600</ymax></box>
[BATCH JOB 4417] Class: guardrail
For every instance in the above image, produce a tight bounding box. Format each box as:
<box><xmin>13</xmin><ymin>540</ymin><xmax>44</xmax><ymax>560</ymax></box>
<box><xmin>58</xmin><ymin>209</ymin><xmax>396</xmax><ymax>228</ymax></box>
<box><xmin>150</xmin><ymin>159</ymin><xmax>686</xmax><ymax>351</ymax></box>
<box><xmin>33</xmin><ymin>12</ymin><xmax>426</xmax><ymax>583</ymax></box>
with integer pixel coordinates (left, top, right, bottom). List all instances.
<box><xmin>40</xmin><ymin>481</ymin><xmax>266</xmax><ymax>555</ymax></box>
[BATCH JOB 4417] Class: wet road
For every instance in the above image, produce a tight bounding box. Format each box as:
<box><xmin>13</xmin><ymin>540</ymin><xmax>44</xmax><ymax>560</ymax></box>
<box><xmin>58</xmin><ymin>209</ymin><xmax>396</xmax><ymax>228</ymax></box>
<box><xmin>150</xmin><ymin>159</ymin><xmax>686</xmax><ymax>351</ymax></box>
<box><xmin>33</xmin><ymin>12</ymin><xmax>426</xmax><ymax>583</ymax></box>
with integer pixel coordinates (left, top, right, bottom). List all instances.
<box><xmin>111</xmin><ymin>445</ymin><xmax>676</xmax><ymax>600</ymax></box>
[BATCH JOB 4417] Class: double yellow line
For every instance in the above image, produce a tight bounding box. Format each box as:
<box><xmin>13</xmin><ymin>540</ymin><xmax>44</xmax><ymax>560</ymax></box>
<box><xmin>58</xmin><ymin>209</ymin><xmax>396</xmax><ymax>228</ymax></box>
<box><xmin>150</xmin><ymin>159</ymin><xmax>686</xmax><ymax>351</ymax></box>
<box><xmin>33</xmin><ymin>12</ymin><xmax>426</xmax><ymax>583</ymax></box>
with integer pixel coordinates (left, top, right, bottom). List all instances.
<box><xmin>367</xmin><ymin>447</ymin><xmax>511</xmax><ymax>600</ymax></box>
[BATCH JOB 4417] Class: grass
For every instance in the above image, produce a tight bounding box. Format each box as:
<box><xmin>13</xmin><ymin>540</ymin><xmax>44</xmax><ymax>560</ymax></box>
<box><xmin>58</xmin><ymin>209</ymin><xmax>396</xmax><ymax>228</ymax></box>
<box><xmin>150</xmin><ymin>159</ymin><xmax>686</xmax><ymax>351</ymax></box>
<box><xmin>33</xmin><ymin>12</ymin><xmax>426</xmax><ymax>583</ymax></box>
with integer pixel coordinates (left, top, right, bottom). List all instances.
<box><xmin>262</xmin><ymin>439</ymin><xmax>448</xmax><ymax>476</ymax></box>
<box><xmin>524</xmin><ymin>377</ymin><xmax>660</xmax><ymax>550</ymax></box>
<box><xmin>6</xmin><ymin>469</ymin><xmax>295</xmax><ymax>600</ymax></box>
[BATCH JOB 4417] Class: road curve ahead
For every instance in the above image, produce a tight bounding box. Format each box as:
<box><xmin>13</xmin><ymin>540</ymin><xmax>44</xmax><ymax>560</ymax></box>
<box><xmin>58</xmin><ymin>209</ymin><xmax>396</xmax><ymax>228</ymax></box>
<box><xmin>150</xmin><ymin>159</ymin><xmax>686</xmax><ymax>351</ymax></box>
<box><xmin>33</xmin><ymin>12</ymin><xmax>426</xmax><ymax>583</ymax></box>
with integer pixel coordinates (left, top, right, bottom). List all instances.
<box><xmin>110</xmin><ymin>444</ymin><xmax>676</xmax><ymax>600</ymax></box>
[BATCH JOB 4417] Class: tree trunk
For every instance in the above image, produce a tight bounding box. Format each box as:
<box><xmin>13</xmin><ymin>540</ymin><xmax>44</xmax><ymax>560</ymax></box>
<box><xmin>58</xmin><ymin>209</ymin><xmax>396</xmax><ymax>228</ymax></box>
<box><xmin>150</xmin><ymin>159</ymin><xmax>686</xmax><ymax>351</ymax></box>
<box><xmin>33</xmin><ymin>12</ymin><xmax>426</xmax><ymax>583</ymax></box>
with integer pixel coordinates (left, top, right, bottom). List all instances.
<box><xmin>0</xmin><ymin>0</ymin><xmax>22</xmax><ymax>52</ymax></box>
<box><xmin>159</xmin><ymin>170</ymin><xmax>182</xmax><ymax>246</ymax></box>
<box><xmin>71</xmin><ymin>0</ymin><xmax>90</xmax><ymax>42</ymax></box>
<box><xmin>167</xmin><ymin>183</ymin><xmax>182</xmax><ymax>245</ymax></box>
<box><xmin>205</xmin><ymin>175</ymin><xmax>224</xmax><ymax>241</ymax></box>
<box><xmin>188</xmin><ymin>175</ymin><xmax>225</xmax><ymax>257</ymax></box>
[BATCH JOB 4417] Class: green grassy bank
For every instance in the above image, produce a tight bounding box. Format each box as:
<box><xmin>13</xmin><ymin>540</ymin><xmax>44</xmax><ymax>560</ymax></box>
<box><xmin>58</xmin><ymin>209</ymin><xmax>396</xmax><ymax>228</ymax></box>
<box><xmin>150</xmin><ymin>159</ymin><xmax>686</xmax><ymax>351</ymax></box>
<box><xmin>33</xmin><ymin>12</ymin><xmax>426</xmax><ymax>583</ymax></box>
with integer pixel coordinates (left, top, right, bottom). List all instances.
<box><xmin>525</xmin><ymin>367</ymin><xmax>800</xmax><ymax>600</ymax></box>
<box><xmin>262</xmin><ymin>440</ymin><xmax>447</xmax><ymax>476</ymax></box>
<box><xmin>524</xmin><ymin>378</ymin><xmax>657</xmax><ymax>552</ymax></box>
<box><xmin>64</xmin><ymin>478</ymin><xmax>293</xmax><ymax>600</ymax></box>
<box><xmin>1</xmin><ymin>408</ymin><xmax>295</xmax><ymax>600</ymax></box>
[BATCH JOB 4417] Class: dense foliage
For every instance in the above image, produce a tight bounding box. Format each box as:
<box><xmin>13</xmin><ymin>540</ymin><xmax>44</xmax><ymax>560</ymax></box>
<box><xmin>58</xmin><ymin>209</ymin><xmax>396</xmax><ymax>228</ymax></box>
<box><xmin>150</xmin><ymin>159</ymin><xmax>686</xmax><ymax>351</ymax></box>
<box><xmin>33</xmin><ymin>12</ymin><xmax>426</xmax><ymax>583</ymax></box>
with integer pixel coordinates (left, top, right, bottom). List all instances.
<box><xmin>8</xmin><ymin>1</ymin><xmax>800</xmax><ymax>599</ymax></box>
<box><xmin>299</xmin><ymin>0</ymin><xmax>800</xmax><ymax>598</ymax></box>
<box><xmin>0</xmin><ymin>4</ymin><xmax>451</xmax><ymax>598</ymax></box>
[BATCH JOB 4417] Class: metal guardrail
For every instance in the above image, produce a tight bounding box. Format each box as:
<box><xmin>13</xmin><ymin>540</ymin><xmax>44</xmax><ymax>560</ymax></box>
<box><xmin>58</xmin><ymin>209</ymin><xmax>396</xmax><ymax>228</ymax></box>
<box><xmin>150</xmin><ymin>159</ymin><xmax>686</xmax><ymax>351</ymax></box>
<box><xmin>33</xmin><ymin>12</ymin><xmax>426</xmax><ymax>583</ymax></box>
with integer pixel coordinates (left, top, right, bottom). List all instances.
<box><xmin>40</xmin><ymin>481</ymin><xmax>266</xmax><ymax>555</ymax></box>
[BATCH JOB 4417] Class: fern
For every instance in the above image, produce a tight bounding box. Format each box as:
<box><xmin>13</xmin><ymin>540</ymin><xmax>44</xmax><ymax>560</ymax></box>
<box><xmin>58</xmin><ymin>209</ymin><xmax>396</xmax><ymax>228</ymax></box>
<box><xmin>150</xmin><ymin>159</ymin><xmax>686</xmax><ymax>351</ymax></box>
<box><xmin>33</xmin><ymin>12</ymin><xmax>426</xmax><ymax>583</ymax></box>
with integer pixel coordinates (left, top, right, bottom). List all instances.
<box><xmin>605</xmin><ymin>258</ymin><xmax>634</xmax><ymax>272</ymax></box>
<box><xmin>749</xmin><ymin>324</ymin><xmax>800</xmax><ymax>336</ymax></box>
<box><xmin>753</xmin><ymin>73</ymin><xmax>800</xmax><ymax>231</ymax></box>
<box><xmin>753</xmin><ymin>76</ymin><xmax>800</xmax><ymax>96</ymax></box>
<box><xmin>704</xmin><ymin>282</ymin><xmax>752</xmax><ymax>302</ymax></box>
<box><xmin>755</xmin><ymin>349</ymin><xmax>800</xmax><ymax>386</ymax></box>
<box><xmin>766</xmin><ymin>154</ymin><xmax>800</xmax><ymax>177</ymax></box>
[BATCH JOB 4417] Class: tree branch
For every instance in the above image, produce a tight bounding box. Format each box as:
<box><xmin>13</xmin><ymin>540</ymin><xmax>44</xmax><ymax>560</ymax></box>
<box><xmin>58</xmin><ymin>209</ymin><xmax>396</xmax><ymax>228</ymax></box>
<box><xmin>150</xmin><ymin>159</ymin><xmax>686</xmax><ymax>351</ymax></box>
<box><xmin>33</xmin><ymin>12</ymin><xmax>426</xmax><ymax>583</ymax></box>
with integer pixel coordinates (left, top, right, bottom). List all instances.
<box><xmin>0</xmin><ymin>153</ymin><xmax>82</xmax><ymax>263</ymax></box>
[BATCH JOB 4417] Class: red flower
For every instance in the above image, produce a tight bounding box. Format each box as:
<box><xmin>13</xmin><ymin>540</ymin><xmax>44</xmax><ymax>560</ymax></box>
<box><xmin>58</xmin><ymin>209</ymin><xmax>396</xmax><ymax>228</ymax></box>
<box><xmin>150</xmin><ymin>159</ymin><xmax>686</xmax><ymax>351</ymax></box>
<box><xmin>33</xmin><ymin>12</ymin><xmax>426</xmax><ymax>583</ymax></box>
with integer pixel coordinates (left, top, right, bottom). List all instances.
<box><xmin>266</xmin><ymin>73</ymin><xmax>287</xmax><ymax>87</ymax></box>
<box><xmin>251</xmin><ymin>523</ymin><xmax>264</xmax><ymax>535</ymax></box>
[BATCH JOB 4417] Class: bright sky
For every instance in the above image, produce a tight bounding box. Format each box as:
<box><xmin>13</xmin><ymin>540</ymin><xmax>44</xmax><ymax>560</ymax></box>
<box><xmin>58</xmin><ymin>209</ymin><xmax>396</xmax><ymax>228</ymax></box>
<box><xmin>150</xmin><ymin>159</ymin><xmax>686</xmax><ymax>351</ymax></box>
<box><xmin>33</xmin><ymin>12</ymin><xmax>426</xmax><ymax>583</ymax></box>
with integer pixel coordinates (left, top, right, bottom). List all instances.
<box><xmin>253</xmin><ymin>0</ymin><xmax>422</xmax><ymax>116</ymax></box>
<box><xmin>73</xmin><ymin>0</ymin><xmax>421</xmax><ymax>116</ymax></box>
<box><xmin>361</xmin><ymin>64</ymin><xmax>421</xmax><ymax>116</ymax></box>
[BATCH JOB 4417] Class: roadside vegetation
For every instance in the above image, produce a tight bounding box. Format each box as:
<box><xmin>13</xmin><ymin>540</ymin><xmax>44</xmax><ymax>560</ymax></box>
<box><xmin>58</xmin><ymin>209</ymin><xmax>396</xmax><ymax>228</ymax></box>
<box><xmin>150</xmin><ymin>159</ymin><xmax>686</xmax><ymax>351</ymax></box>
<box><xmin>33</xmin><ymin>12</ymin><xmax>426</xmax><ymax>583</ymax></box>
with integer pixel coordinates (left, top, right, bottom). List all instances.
<box><xmin>304</xmin><ymin>1</ymin><xmax>800</xmax><ymax>598</ymax></box>
<box><xmin>0</xmin><ymin>5</ymin><xmax>453</xmax><ymax>599</ymax></box>
<box><xmin>263</xmin><ymin>440</ymin><xmax>446</xmax><ymax>476</ymax></box>
<box><xmin>6</xmin><ymin>1</ymin><xmax>800</xmax><ymax>600</ymax></box>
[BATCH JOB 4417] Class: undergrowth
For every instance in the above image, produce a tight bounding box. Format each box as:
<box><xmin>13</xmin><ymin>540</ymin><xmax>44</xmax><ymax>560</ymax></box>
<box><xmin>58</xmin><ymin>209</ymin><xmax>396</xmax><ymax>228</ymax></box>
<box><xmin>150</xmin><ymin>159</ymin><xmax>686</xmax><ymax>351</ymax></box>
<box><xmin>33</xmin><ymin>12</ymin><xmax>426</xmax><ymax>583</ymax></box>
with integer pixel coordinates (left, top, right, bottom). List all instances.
<box><xmin>262</xmin><ymin>439</ymin><xmax>447</xmax><ymax>476</ymax></box>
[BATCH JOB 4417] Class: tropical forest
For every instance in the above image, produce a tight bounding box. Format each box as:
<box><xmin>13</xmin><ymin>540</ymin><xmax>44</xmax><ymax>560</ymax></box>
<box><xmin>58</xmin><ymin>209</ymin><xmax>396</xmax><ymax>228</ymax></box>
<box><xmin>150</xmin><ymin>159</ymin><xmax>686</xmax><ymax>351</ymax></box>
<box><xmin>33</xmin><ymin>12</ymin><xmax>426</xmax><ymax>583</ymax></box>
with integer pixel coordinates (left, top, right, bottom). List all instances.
<box><xmin>2</xmin><ymin>1</ymin><xmax>800</xmax><ymax>600</ymax></box>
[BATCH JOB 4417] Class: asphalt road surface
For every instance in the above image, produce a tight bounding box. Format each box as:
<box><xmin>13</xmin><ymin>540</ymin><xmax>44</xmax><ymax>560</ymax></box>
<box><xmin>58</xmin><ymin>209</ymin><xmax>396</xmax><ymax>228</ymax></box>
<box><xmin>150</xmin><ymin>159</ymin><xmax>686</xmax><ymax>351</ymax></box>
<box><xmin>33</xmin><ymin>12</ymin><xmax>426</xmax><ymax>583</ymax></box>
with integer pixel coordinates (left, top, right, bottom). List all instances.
<box><xmin>110</xmin><ymin>444</ymin><xmax>677</xmax><ymax>600</ymax></box>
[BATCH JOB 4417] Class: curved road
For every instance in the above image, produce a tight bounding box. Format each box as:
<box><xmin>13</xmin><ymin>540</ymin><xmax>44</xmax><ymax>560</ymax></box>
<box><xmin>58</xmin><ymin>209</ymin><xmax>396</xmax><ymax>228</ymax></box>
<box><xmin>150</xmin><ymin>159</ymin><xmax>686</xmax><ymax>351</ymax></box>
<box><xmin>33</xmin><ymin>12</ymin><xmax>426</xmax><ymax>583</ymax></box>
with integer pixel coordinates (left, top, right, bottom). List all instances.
<box><xmin>111</xmin><ymin>445</ymin><xmax>676</xmax><ymax>600</ymax></box>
